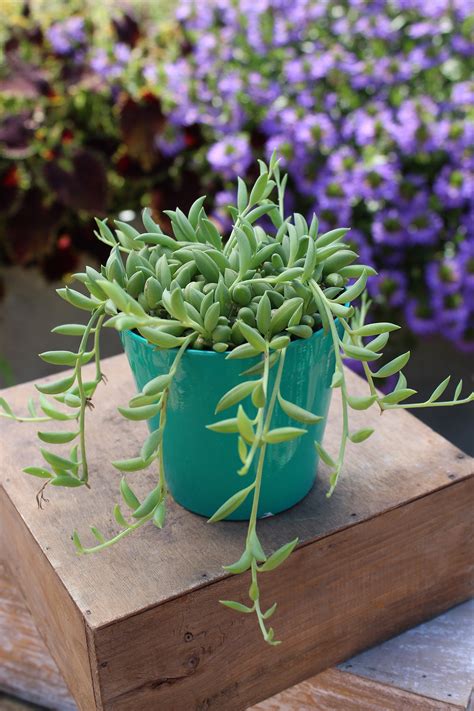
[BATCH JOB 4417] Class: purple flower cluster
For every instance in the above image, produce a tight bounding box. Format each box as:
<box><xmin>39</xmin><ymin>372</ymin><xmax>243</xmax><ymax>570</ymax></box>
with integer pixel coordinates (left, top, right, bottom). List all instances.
<box><xmin>46</xmin><ymin>16</ymin><xmax>86</xmax><ymax>56</ymax></box>
<box><xmin>163</xmin><ymin>0</ymin><xmax>473</xmax><ymax>349</ymax></box>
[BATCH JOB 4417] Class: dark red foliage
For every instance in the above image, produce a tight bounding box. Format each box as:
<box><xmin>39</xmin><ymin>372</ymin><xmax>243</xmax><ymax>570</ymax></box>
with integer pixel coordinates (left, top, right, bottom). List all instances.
<box><xmin>118</xmin><ymin>96</ymin><xmax>166</xmax><ymax>171</ymax></box>
<box><xmin>112</xmin><ymin>13</ymin><xmax>140</xmax><ymax>47</ymax></box>
<box><xmin>3</xmin><ymin>189</ymin><xmax>62</xmax><ymax>264</ymax></box>
<box><xmin>43</xmin><ymin>149</ymin><xmax>108</xmax><ymax>214</ymax></box>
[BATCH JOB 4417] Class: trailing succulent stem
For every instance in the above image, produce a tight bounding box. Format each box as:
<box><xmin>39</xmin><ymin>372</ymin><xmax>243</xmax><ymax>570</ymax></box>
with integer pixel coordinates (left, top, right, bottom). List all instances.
<box><xmin>1</xmin><ymin>154</ymin><xmax>472</xmax><ymax>645</ymax></box>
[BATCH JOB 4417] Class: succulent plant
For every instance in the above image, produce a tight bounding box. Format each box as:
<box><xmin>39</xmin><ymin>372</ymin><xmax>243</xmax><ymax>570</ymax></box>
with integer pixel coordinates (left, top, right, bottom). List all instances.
<box><xmin>1</xmin><ymin>155</ymin><xmax>472</xmax><ymax>644</ymax></box>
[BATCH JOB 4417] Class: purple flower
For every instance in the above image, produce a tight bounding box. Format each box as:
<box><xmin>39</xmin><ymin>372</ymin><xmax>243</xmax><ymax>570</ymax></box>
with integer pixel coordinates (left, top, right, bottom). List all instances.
<box><xmin>434</xmin><ymin>168</ymin><xmax>472</xmax><ymax>209</ymax></box>
<box><xmin>372</xmin><ymin>210</ymin><xmax>406</xmax><ymax>247</ymax></box>
<box><xmin>207</xmin><ymin>135</ymin><xmax>252</xmax><ymax>179</ymax></box>
<box><xmin>405</xmin><ymin>298</ymin><xmax>438</xmax><ymax>336</ymax></box>
<box><xmin>368</xmin><ymin>269</ymin><xmax>407</xmax><ymax>308</ymax></box>
<box><xmin>47</xmin><ymin>17</ymin><xmax>85</xmax><ymax>56</ymax></box>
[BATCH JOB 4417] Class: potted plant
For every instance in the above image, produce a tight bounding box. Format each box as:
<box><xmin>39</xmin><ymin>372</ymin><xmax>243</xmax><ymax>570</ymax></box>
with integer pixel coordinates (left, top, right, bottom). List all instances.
<box><xmin>1</xmin><ymin>155</ymin><xmax>472</xmax><ymax>645</ymax></box>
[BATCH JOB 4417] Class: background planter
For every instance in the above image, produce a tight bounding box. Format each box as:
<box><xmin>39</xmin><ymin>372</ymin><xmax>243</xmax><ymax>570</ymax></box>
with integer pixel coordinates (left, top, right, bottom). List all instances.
<box><xmin>121</xmin><ymin>328</ymin><xmax>339</xmax><ymax>519</ymax></box>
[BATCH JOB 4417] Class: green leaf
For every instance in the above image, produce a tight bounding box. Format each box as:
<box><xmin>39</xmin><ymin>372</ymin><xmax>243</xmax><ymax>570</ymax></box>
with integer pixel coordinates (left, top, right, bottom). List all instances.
<box><xmin>72</xmin><ymin>530</ymin><xmax>84</xmax><ymax>553</ymax></box>
<box><xmin>372</xmin><ymin>351</ymin><xmax>411</xmax><ymax>378</ymax></box>
<box><xmin>206</xmin><ymin>417</ymin><xmax>239</xmax><ymax>433</ymax></box>
<box><xmin>23</xmin><ymin>466</ymin><xmax>52</xmax><ymax>479</ymax></box>
<box><xmin>215</xmin><ymin>381</ymin><xmax>256</xmax><ymax>413</ymax></box>
<box><xmin>120</xmin><ymin>478</ymin><xmax>140</xmax><ymax>510</ymax></box>
<box><xmin>382</xmin><ymin>389</ymin><xmax>417</xmax><ymax>405</ymax></box>
<box><xmin>258</xmin><ymin>538</ymin><xmax>298</xmax><ymax>572</ymax></box>
<box><xmin>270</xmin><ymin>297</ymin><xmax>303</xmax><ymax>335</ymax></box>
<box><xmin>36</xmin><ymin>374</ymin><xmax>76</xmax><ymax>395</ymax></box>
<box><xmin>226</xmin><ymin>343</ymin><xmax>261</xmax><ymax>360</ymax></box>
<box><xmin>138</xmin><ymin>327</ymin><xmax>184</xmax><ymax>349</ymax></box>
<box><xmin>262</xmin><ymin>602</ymin><xmax>278</xmax><ymax>620</ymax></box>
<box><xmin>0</xmin><ymin>398</ymin><xmax>14</xmax><ymax>416</ymax></box>
<box><xmin>199</xmin><ymin>219</ymin><xmax>222</xmax><ymax>249</ymax></box>
<box><xmin>347</xmin><ymin>394</ymin><xmax>378</xmax><ymax>410</ymax></box>
<box><xmin>235</xmin><ymin>229</ymin><xmax>252</xmax><ymax>277</ymax></box>
<box><xmin>113</xmin><ymin>504</ymin><xmax>129</xmax><ymax>528</ymax></box>
<box><xmin>153</xmin><ymin>501</ymin><xmax>166</xmax><ymax>528</ymax></box>
<box><xmin>132</xmin><ymin>486</ymin><xmax>161</xmax><ymax>519</ymax></box>
<box><xmin>351</xmin><ymin>322</ymin><xmax>400</xmax><ymax>337</ymax></box>
<box><xmin>343</xmin><ymin>343</ymin><xmax>382</xmax><ymax>362</ymax></box>
<box><xmin>219</xmin><ymin>600</ymin><xmax>254</xmax><ymax>613</ymax></box>
<box><xmin>207</xmin><ymin>483</ymin><xmax>254</xmax><ymax>523</ymax></box>
<box><xmin>302</xmin><ymin>238</ymin><xmax>317</xmax><ymax>281</ymax></box>
<box><xmin>331</xmin><ymin>370</ymin><xmax>343</xmax><ymax>388</ymax></box>
<box><xmin>143</xmin><ymin>373</ymin><xmax>172</xmax><ymax>397</ymax></box>
<box><xmin>252</xmin><ymin>381</ymin><xmax>266</xmax><ymax>409</ymax></box>
<box><xmin>237</xmin><ymin>405</ymin><xmax>255</xmax><ymax>443</ymax></box>
<box><xmin>50</xmin><ymin>475</ymin><xmax>83</xmax><ymax>487</ymax></box>
<box><xmin>40</xmin><ymin>448</ymin><xmax>77</xmax><ymax>471</ymax></box>
<box><xmin>264</xmin><ymin>427</ymin><xmax>307</xmax><ymax>443</ymax></box>
<box><xmin>269</xmin><ymin>335</ymin><xmax>290</xmax><ymax>350</ymax></box>
<box><xmin>51</xmin><ymin>324</ymin><xmax>88</xmax><ymax>336</ymax></box>
<box><xmin>273</xmin><ymin>267</ymin><xmax>304</xmax><ymax>284</ymax></box>
<box><xmin>237</xmin><ymin>177</ymin><xmax>248</xmax><ymax>212</ymax></box>
<box><xmin>429</xmin><ymin>376</ymin><xmax>451</xmax><ymax>402</ymax></box>
<box><xmin>118</xmin><ymin>402</ymin><xmax>162</xmax><ymax>421</ymax></box>
<box><xmin>222</xmin><ymin>548</ymin><xmax>253</xmax><ymax>574</ymax></box>
<box><xmin>454</xmin><ymin>379</ymin><xmax>463</xmax><ymax>401</ymax></box>
<box><xmin>334</xmin><ymin>270</ymin><xmax>367</xmax><ymax>304</ymax></box>
<box><xmin>39</xmin><ymin>395</ymin><xmax>74</xmax><ymax>421</ymax></box>
<box><xmin>315</xmin><ymin>227</ymin><xmax>350</xmax><ymax>248</ymax></box>
<box><xmin>204</xmin><ymin>302</ymin><xmax>221</xmax><ymax>333</ymax></box>
<box><xmin>112</xmin><ymin>456</ymin><xmax>153</xmax><ymax>472</ymax></box>
<box><xmin>188</xmin><ymin>195</ymin><xmax>207</xmax><ymax>228</ymax></box>
<box><xmin>249</xmin><ymin>529</ymin><xmax>266</xmax><ymax>562</ymax></box>
<box><xmin>278</xmin><ymin>394</ymin><xmax>323</xmax><ymax>424</ymax></box>
<box><xmin>349</xmin><ymin>428</ymin><xmax>374</xmax><ymax>444</ymax></box>
<box><xmin>57</xmin><ymin>287</ymin><xmax>99</xmax><ymax>312</ymax></box>
<box><xmin>168</xmin><ymin>287</ymin><xmax>188</xmax><ymax>322</ymax></box>
<box><xmin>256</xmin><ymin>293</ymin><xmax>271</xmax><ymax>335</ymax></box>
<box><xmin>141</xmin><ymin>427</ymin><xmax>163</xmax><ymax>460</ymax></box>
<box><xmin>38</xmin><ymin>430</ymin><xmax>78</xmax><ymax>444</ymax></box>
<box><xmin>194</xmin><ymin>249</ymin><xmax>220</xmax><ymax>283</ymax></box>
<box><xmin>365</xmin><ymin>333</ymin><xmax>389</xmax><ymax>353</ymax></box>
<box><xmin>249</xmin><ymin>172</ymin><xmax>268</xmax><ymax>205</ymax></box>
<box><xmin>90</xmin><ymin>526</ymin><xmax>105</xmax><ymax>543</ymax></box>
<box><xmin>328</xmin><ymin>302</ymin><xmax>353</xmax><ymax>319</ymax></box>
<box><xmin>315</xmin><ymin>442</ymin><xmax>336</xmax><ymax>468</ymax></box>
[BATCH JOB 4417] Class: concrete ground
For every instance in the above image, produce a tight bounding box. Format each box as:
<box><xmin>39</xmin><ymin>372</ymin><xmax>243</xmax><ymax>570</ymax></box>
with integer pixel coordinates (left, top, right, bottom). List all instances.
<box><xmin>1</xmin><ymin>266</ymin><xmax>472</xmax><ymax>455</ymax></box>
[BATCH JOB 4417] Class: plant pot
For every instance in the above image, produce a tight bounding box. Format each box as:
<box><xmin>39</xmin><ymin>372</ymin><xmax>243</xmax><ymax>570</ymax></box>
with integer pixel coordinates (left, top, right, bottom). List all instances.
<box><xmin>120</xmin><ymin>328</ymin><xmax>338</xmax><ymax>520</ymax></box>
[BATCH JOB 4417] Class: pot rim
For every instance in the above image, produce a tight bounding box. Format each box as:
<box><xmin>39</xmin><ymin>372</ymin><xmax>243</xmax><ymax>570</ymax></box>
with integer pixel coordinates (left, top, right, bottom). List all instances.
<box><xmin>124</xmin><ymin>321</ymin><xmax>332</xmax><ymax>357</ymax></box>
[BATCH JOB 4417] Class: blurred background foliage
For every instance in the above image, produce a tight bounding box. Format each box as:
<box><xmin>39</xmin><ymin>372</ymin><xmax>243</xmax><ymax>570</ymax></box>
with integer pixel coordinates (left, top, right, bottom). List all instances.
<box><xmin>0</xmin><ymin>0</ymin><xmax>472</xmax><ymax>352</ymax></box>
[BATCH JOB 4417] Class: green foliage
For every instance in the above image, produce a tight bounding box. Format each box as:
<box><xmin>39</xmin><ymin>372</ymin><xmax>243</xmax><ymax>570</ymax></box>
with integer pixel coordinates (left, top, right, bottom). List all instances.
<box><xmin>1</xmin><ymin>156</ymin><xmax>472</xmax><ymax>646</ymax></box>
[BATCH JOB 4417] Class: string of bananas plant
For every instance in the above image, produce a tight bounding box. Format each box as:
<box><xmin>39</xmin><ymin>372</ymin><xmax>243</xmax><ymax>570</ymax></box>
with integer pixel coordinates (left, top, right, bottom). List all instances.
<box><xmin>1</xmin><ymin>154</ymin><xmax>472</xmax><ymax>645</ymax></box>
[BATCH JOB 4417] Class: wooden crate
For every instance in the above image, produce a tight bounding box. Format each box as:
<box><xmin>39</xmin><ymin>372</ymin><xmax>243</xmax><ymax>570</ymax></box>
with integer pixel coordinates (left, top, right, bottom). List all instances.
<box><xmin>0</xmin><ymin>354</ymin><xmax>472</xmax><ymax>711</ymax></box>
<box><xmin>1</xmin><ymin>563</ymin><xmax>472</xmax><ymax>711</ymax></box>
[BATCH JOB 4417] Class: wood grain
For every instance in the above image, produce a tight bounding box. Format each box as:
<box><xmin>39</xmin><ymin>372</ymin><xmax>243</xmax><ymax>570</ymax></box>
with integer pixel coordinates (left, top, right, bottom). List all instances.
<box><xmin>0</xmin><ymin>566</ymin><xmax>472</xmax><ymax>711</ymax></box>
<box><xmin>0</xmin><ymin>563</ymin><xmax>75</xmax><ymax>711</ymax></box>
<box><xmin>338</xmin><ymin>598</ymin><xmax>474</xmax><ymax>708</ymax></box>
<box><xmin>0</xmin><ymin>354</ymin><xmax>472</xmax><ymax>710</ymax></box>
<box><xmin>251</xmin><ymin>668</ymin><xmax>465</xmax><ymax>711</ymax></box>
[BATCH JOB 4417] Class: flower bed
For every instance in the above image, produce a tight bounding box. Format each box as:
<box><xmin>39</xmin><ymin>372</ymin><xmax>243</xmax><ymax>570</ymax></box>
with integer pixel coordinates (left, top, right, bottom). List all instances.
<box><xmin>0</xmin><ymin>0</ymin><xmax>472</xmax><ymax>348</ymax></box>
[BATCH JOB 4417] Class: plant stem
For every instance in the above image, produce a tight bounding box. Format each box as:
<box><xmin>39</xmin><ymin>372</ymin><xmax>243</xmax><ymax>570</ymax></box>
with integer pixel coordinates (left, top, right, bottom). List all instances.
<box><xmin>74</xmin><ymin>307</ymin><xmax>105</xmax><ymax>483</ymax></box>
<box><xmin>310</xmin><ymin>281</ymin><xmax>349</xmax><ymax>495</ymax></box>
<box><xmin>79</xmin><ymin>511</ymin><xmax>155</xmax><ymax>554</ymax></box>
<box><xmin>246</xmin><ymin>347</ymin><xmax>286</xmax><ymax>541</ymax></box>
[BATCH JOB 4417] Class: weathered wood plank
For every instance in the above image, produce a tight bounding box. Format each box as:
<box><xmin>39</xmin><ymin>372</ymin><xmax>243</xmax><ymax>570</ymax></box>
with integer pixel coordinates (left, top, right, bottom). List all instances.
<box><xmin>0</xmin><ymin>563</ymin><xmax>75</xmax><ymax>711</ymax></box>
<box><xmin>338</xmin><ymin>598</ymin><xmax>474</xmax><ymax>708</ymax></box>
<box><xmin>0</xmin><ymin>354</ymin><xmax>472</xmax><ymax>710</ymax></box>
<box><xmin>252</xmin><ymin>668</ymin><xmax>465</xmax><ymax>711</ymax></box>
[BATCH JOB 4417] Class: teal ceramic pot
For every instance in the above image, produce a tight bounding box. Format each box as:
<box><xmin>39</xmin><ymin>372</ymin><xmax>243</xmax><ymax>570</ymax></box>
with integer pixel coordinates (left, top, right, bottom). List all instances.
<box><xmin>120</xmin><ymin>327</ymin><xmax>338</xmax><ymax>520</ymax></box>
